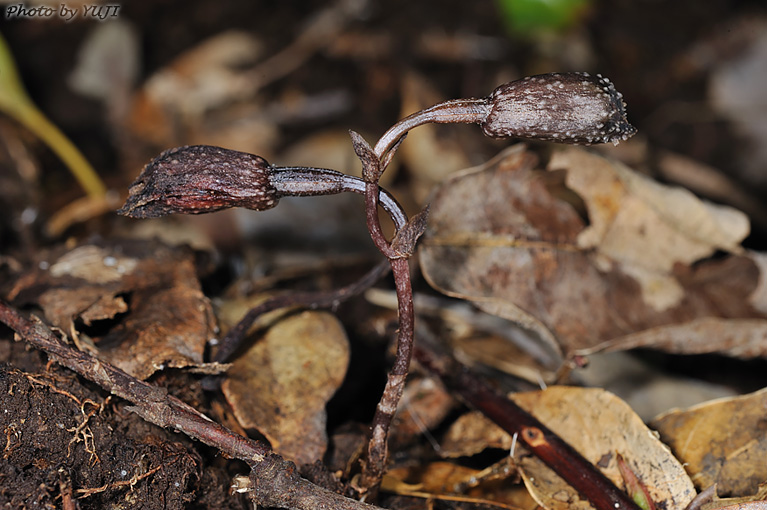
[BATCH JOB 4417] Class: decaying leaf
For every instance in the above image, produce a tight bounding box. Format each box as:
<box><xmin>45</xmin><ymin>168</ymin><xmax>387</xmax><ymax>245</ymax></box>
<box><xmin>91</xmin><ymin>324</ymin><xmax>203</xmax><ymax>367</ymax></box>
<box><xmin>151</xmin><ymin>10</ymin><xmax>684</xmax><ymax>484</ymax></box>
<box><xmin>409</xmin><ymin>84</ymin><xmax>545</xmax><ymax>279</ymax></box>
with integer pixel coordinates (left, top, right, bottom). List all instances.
<box><xmin>8</xmin><ymin>239</ymin><xmax>216</xmax><ymax>379</ymax></box>
<box><xmin>553</xmin><ymin>147</ymin><xmax>748</xmax><ymax>311</ymax></box>
<box><xmin>514</xmin><ymin>388</ymin><xmax>695</xmax><ymax>510</ymax></box>
<box><xmin>221</xmin><ymin>311</ymin><xmax>349</xmax><ymax>466</ymax></box>
<box><xmin>383</xmin><ymin>460</ymin><xmax>535</xmax><ymax>510</ymax></box>
<box><xmin>440</xmin><ymin>410</ymin><xmax>515</xmax><ymax>458</ymax></box>
<box><xmin>420</xmin><ymin>145</ymin><xmax>767</xmax><ymax>358</ymax></box>
<box><xmin>389</xmin><ymin>376</ymin><xmax>455</xmax><ymax>447</ymax></box>
<box><xmin>127</xmin><ymin>31</ymin><xmax>279</xmax><ymax>154</ymax></box>
<box><xmin>651</xmin><ymin>388</ymin><xmax>767</xmax><ymax>497</ymax></box>
<box><xmin>441</xmin><ymin>387</ymin><xmax>695</xmax><ymax>510</ymax></box>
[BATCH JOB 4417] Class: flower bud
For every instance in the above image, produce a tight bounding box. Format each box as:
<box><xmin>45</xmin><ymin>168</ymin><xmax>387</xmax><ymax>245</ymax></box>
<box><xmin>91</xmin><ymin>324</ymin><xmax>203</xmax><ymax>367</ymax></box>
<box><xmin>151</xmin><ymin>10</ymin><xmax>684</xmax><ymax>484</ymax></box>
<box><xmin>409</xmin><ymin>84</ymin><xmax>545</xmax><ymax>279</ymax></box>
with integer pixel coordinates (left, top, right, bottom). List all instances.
<box><xmin>118</xmin><ymin>145</ymin><xmax>280</xmax><ymax>218</ymax></box>
<box><xmin>481</xmin><ymin>72</ymin><xmax>636</xmax><ymax>145</ymax></box>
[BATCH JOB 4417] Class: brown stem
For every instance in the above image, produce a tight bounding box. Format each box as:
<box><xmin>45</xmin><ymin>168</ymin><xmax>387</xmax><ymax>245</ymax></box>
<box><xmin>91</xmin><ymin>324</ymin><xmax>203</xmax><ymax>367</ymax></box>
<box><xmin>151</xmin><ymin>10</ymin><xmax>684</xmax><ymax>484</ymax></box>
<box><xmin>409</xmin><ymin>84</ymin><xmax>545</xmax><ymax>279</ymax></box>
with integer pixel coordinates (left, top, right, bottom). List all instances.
<box><xmin>373</xmin><ymin>98</ymin><xmax>489</xmax><ymax>161</ymax></box>
<box><xmin>357</xmin><ymin>256</ymin><xmax>414</xmax><ymax>499</ymax></box>
<box><xmin>413</xmin><ymin>345</ymin><xmax>643</xmax><ymax>510</ymax></box>
<box><xmin>0</xmin><ymin>300</ymin><xmax>387</xmax><ymax>510</ymax></box>
<box><xmin>211</xmin><ymin>258</ymin><xmax>392</xmax><ymax>365</ymax></box>
<box><xmin>348</xmin><ymin>130</ymin><xmax>422</xmax><ymax>500</ymax></box>
<box><xmin>210</xmin><ymin>167</ymin><xmax>410</xmax><ymax>369</ymax></box>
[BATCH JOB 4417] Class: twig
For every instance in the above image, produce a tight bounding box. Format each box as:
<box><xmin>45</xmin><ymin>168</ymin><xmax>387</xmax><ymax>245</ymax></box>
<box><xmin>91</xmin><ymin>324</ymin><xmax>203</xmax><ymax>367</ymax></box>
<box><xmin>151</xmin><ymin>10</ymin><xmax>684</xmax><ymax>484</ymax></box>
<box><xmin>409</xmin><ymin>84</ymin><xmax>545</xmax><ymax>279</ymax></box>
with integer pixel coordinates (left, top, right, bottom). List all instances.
<box><xmin>0</xmin><ymin>300</ymin><xmax>387</xmax><ymax>510</ymax></box>
<box><xmin>210</xmin><ymin>258</ymin><xmax>391</xmax><ymax>366</ymax></box>
<box><xmin>413</xmin><ymin>345</ymin><xmax>642</xmax><ymax>510</ymax></box>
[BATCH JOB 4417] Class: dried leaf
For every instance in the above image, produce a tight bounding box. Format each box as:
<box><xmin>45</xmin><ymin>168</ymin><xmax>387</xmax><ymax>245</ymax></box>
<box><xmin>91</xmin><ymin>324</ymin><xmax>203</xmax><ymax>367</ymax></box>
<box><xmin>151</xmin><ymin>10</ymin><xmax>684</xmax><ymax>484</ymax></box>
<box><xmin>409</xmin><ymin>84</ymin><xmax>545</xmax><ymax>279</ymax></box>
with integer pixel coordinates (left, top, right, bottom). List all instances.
<box><xmin>221</xmin><ymin>311</ymin><xmax>349</xmax><ymax>466</ymax></box>
<box><xmin>441</xmin><ymin>410</ymin><xmax>515</xmax><ymax>457</ymax></box>
<box><xmin>420</xmin><ymin>146</ymin><xmax>767</xmax><ymax>358</ymax></box>
<box><xmin>9</xmin><ymin>240</ymin><xmax>215</xmax><ymax>379</ymax></box>
<box><xmin>553</xmin><ymin>147</ymin><xmax>748</xmax><ymax>311</ymax></box>
<box><xmin>384</xmin><ymin>461</ymin><xmax>534</xmax><ymax>510</ymax></box>
<box><xmin>444</xmin><ymin>387</ymin><xmax>695</xmax><ymax>510</ymax></box>
<box><xmin>651</xmin><ymin>388</ymin><xmax>767</xmax><ymax>497</ymax></box>
<box><xmin>389</xmin><ymin>377</ymin><xmax>455</xmax><ymax>446</ymax></box>
<box><xmin>514</xmin><ymin>387</ymin><xmax>695</xmax><ymax>510</ymax></box>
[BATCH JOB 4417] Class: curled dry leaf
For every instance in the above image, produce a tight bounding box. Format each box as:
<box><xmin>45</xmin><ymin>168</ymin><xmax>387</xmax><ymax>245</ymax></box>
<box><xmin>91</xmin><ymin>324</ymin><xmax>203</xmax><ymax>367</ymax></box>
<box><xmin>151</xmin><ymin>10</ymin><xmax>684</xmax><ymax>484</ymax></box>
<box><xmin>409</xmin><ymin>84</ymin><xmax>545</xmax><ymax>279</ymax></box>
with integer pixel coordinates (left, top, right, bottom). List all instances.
<box><xmin>7</xmin><ymin>240</ymin><xmax>215</xmax><ymax>379</ymax></box>
<box><xmin>420</xmin><ymin>145</ymin><xmax>767</xmax><ymax>358</ymax></box>
<box><xmin>221</xmin><ymin>311</ymin><xmax>349</xmax><ymax>466</ymax></box>
<box><xmin>443</xmin><ymin>387</ymin><xmax>695</xmax><ymax>510</ymax></box>
<box><xmin>651</xmin><ymin>388</ymin><xmax>767</xmax><ymax>497</ymax></box>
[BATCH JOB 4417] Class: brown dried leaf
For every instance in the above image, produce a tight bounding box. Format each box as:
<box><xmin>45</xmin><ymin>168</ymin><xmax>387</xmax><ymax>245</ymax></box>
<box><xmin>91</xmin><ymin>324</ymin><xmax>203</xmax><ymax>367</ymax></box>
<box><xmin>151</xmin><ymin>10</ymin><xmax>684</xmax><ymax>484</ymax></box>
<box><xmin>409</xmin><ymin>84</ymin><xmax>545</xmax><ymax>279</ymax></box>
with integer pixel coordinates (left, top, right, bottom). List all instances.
<box><xmin>384</xmin><ymin>461</ymin><xmax>535</xmax><ymax>510</ymax></box>
<box><xmin>420</xmin><ymin>146</ymin><xmax>767</xmax><ymax>357</ymax></box>
<box><xmin>389</xmin><ymin>377</ymin><xmax>455</xmax><ymax>446</ymax></box>
<box><xmin>553</xmin><ymin>147</ymin><xmax>748</xmax><ymax>310</ymax></box>
<box><xmin>10</xmin><ymin>240</ymin><xmax>215</xmax><ymax>379</ymax></box>
<box><xmin>442</xmin><ymin>388</ymin><xmax>695</xmax><ymax>510</ymax></box>
<box><xmin>651</xmin><ymin>388</ymin><xmax>767</xmax><ymax>497</ymax></box>
<box><xmin>221</xmin><ymin>311</ymin><xmax>349</xmax><ymax>466</ymax></box>
<box><xmin>440</xmin><ymin>410</ymin><xmax>515</xmax><ymax>458</ymax></box>
<box><xmin>516</xmin><ymin>388</ymin><xmax>695</xmax><ymax>510</ymax></box>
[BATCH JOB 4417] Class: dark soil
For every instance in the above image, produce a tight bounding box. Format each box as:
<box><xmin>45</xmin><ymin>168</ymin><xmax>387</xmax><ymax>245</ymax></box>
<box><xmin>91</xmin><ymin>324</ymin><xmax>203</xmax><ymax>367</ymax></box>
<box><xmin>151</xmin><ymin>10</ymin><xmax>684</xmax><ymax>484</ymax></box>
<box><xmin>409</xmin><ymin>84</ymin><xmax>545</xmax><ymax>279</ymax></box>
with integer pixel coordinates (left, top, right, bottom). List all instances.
<box><xmin>0</xmin><ymin>341</ymin><xmax>246</xmax><ymax>509</ymax></box>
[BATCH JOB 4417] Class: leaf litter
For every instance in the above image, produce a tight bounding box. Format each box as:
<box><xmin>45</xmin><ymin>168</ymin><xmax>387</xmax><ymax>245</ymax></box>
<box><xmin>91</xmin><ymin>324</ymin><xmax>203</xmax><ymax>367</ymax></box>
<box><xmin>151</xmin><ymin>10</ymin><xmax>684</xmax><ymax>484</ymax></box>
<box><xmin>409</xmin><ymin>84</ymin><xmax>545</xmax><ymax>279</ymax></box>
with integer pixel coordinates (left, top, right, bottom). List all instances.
<box><xmin>420</xmin><ymin>145</ymin><xmax>767</xmax><ymax>358</ymax></box>
<box><xmin>5</xmin><ymin>4</ymin><xmax>767</xmax><ymax>508</ymax></box>
<box><xmin>7</xmin><ymin>239</ymin><xmax>217</xmax><ymax>380</ymax></box>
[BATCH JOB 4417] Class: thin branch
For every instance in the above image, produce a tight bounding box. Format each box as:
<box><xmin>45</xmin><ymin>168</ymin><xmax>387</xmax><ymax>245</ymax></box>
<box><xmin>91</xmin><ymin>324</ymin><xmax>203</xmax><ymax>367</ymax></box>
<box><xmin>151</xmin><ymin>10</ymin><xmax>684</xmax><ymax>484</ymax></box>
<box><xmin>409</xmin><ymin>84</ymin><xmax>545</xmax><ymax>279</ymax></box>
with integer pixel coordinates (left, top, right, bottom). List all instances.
<box><xmin>413</xmin><ymin>345</ymin><xmax>643</xmax><ymax>510</ymax></box>
<box><xmin>0</xmin><ymin>300</ymin><xmax>386</xmax><ymax>510</ymax></box>
<box><xmin>211</xmin><ymin>258</ymin><xmax>391</xmax><ymax>365</ymax></box>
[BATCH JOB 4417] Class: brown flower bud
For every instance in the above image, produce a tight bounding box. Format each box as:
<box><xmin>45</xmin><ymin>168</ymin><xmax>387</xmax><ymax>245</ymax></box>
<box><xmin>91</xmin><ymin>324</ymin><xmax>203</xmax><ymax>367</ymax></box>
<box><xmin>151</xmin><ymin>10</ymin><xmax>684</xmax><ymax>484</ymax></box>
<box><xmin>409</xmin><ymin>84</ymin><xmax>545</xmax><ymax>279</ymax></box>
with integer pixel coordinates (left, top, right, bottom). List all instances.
<box><xmin>481</xmin><ymin>72</ymin><xmax>636</xmax><ymax>145</ymax></box>
<box><xmin>118</xmin><ymin>145</ymin><xmax>279</xmax><ymax>218</ymax></box>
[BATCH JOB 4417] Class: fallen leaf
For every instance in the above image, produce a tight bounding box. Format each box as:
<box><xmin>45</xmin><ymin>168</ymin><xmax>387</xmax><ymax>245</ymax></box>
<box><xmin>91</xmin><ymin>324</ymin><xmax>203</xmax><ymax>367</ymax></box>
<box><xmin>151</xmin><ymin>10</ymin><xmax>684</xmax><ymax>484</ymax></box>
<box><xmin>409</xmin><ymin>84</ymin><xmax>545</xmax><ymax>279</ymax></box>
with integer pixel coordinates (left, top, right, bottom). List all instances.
<box><xmin>420</xmin><ymin>145</ymin><xmax>767</xmax><ymax>358</ymax></box>
<box><xmin>389</xmin><ymin>376</ymin><xmax>455</xmax><ymax>447</ymax></box>
<box><xmin>651</xmin><ymin>388</ymin><xmax>767</xmax><ymax>497</ymax></box>
<box><xmin>9</xmin><ymin>239</ymin><xmax>216</xmax><ymax>379</ymax></box>
<box><xmin>512</xmin><ymin>387</ymin><xmax>695</xmax><ymax>510</ymax></box>
<box><xmin>553</xmin><ymin>146</ymin><xmax>748</xmax><ymax>312</ymax></box>
<box><xmin>221</xmin><ymin>311</ymin><xmax>349</xmax><ymax>466</ymax></box>
<box><xmin>440</xmin><ymin>409</ymin><xmax>516</xmax><ymax>458</ymax></box>
<box><xmin>384</xmin><ymin>461</ymin><xmax>534</xmax><ymax>510</ymax></box>
<box><xmin>442</xmin><ymin>387</ymin><xmax>695</xmax><ymax>510</ymax></box>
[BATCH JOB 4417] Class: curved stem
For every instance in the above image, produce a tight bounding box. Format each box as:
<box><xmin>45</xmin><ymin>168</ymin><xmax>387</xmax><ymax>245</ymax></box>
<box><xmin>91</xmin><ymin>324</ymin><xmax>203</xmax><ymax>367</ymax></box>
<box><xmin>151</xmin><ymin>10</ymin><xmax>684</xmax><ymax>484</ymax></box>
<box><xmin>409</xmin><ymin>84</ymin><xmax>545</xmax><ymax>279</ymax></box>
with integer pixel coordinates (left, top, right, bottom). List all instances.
<box><xmin>373</xmin><ymin>97</ymin><xmax>489</xmax><ymax>161</ymax></box>
<box><xmin>210</xmin><ymin>259</ymin><xmax>392</xmax><ymax>366</ymax></box>
<box><xmin>269</xmin><ymin>166</ymin><xmax>408</xmax><ymax>230</ymax></box>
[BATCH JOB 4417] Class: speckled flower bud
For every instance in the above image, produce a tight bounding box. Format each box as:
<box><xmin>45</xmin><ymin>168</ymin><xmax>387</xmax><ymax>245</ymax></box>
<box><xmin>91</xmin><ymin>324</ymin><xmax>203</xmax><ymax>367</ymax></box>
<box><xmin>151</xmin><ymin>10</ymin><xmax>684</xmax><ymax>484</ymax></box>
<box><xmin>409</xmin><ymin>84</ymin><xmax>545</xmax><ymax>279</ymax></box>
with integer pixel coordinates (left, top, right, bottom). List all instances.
<box><xmin>118</xmin><ymin>145</ymin><xmax>280</xmax><ymax>218</ymax></box>
<box><xmin>481</xmin><ymin>72</ymin><xmax>636</xmax><ymax>145</ymax></box>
